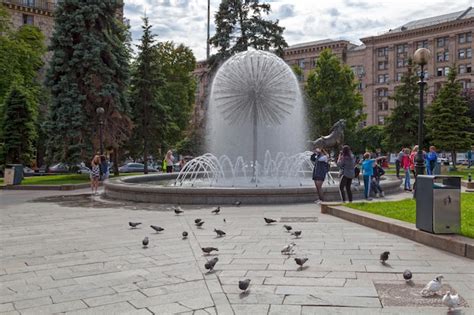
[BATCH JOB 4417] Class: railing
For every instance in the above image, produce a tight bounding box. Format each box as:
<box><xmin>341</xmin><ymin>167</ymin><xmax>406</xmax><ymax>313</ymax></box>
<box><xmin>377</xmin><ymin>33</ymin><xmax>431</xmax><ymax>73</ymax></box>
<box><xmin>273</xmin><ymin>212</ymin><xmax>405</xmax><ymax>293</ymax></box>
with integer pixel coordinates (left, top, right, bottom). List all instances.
<box><xmin>1</xmin><ymin>0</ymin><xmax>56</xmax><ymax>12</ymax></box>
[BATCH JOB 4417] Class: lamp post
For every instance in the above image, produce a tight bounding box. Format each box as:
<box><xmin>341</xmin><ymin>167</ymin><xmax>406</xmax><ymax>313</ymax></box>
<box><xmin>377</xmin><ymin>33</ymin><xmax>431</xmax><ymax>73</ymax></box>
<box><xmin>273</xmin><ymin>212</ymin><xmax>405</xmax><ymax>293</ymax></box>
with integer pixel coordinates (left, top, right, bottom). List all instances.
<box><xmin>413</xmin><ymin>48</ymin><xmax>431</xmax><ymax>178</ymax></box>
<box><xmin>96</xmin><ymin>107</ymin><xmax>105</xmax><ymax>155</ymax></box>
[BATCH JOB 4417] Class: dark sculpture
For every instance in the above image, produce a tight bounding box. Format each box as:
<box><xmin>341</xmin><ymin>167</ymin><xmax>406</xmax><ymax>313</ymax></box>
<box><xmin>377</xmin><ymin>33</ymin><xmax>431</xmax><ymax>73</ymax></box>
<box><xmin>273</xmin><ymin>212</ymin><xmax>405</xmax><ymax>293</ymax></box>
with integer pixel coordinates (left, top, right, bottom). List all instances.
<box><xmin>308</xmin><ymin>119</ymin><xmax>346</xmax><ymax>149</ymax></box>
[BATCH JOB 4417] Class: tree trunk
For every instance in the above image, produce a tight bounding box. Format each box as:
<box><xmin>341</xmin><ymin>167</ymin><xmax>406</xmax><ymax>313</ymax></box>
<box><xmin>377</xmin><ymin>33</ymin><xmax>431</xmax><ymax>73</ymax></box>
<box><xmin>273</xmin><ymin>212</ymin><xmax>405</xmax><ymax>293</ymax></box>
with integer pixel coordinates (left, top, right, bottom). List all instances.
<box><xmin>112</xmin><ymin>147</ymin><xmax>119</xmax><ymax>176</ymax></box>
<box><xmin>143</xmin><ymin>137</ymin><xmax>148</xmax><ymax>174</ymax></box>
<box><xmin>451</xmin><ymin>150</ymin><xmax>457</xmax><ymax>170</ymax></box>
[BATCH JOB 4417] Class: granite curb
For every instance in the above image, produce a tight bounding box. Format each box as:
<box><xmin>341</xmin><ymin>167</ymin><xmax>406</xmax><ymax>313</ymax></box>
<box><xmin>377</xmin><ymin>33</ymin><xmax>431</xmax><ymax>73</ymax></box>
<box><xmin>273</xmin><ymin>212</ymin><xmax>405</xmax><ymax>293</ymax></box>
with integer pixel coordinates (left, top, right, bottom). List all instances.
<box><xmin>321</xmin><ymin>203</ymin><xmax>474</xmax><ymax>260</ymax></box>
<box><xmin>0</xmin><ymin>183</ymin><xmax>91</xmax><ymax>191</ymax></box>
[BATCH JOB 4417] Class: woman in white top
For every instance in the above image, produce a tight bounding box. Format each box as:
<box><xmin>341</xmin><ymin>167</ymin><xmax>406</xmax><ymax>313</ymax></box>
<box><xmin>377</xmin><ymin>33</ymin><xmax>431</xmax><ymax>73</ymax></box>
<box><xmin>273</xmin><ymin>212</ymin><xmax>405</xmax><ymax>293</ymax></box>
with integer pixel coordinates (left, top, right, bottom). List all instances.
<box><xmin>165</xmin><ymin>150</ymin><xmax>174</xmax><ymax>173</ymax></box>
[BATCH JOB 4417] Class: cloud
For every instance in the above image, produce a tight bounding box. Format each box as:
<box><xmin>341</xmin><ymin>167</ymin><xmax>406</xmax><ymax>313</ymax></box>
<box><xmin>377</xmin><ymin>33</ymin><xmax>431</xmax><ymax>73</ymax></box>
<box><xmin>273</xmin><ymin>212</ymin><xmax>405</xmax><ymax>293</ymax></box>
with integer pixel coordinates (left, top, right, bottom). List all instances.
<box><xmin>274</xmin><ymin>4</ymin><xmax>295</xmax><ymax>19</ymax></box>
<box><xmin>343</xmin><ymin>0</ymin><xmax>371</xmax><ymax>9</ymax></box>
<box><xmin>327</xmin><ymin>8</ymin><xmax>340</xmax><ymax>17</ymax></box>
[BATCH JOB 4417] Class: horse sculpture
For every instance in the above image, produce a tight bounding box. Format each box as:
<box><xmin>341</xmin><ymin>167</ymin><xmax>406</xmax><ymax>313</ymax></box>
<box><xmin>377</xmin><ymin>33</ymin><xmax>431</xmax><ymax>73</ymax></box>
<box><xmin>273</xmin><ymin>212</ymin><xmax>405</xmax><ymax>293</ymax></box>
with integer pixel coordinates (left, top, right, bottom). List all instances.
<box><xmin>308</xmin><ymin>119</ymin><xmax>346</xmax><ymax>150</ymax></box>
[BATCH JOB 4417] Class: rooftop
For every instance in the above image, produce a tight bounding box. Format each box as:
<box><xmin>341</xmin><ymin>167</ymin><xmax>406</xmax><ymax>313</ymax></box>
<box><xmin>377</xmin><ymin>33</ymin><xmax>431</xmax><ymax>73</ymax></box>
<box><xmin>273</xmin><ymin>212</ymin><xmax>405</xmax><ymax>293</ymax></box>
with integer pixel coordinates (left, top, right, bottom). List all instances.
<box><xmin>286</xmin><ymin>38</ymin><xmax>346</xmax><ymax>50</ymax></box>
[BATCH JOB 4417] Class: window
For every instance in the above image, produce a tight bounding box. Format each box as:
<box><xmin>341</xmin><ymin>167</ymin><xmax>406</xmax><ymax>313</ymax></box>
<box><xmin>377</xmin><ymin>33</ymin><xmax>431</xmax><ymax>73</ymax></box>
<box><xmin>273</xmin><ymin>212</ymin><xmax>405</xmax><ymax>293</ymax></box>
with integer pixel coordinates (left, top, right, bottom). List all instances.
<box><xmin>444</xmin><ymin>67</ymin><xmax>450</xmax><ymax>76</ymax></box>
<box><xmin>437</xmin><ymin>52</ymin><xmax>444</xmax><ymax>62</ymax></box>
<box><xmin>437</xmin><ymin>37</ymin><xmax>448</xmax><ymax>47</ymax></box>
<box><xmin>378</xmin><ymin>115</ymin><xmax>386</xmax><ymax>125</ymax></box>
<box><xmin>378</xmin><ymin>102</ymin><xmax>389</xmax><ymax>111</ymax></box>
<box><xmin>437</xmin><ymin>67</ymin><xmax>443</xmax><ymax>76</ymax></box>
<box><xmin>378</xmin><ymin>47</ymin><xmax>388</xmax><ymax>57</ymax></box>
<box><xmin>459</xmin><ymin>32</ymin><xmax>472</xmax><ymax>44</ymax></box>
<box><xmin>460</xmin><ymin>80</ymin><xmax>471</xmax><ymax>89</ymax></box>
<box><xmin>298</xmin><ymin>59</ymin><xmax>305</xmax><ymax>68</ymax></box>
<box><xmin>459</xmin><ymin>65</ymin><xmax>467</xmax><ymax>74</ymax></box>
<box><xmin>416</xmin><ymin>40</ymin><xmax>428</xmax><ymax>49</ymax></box>
<box><xmin>397</xmin><ymin>43</ymin><xmax>408</xmax><ymax>54</ymax></box>
<box><xmin>378</xmin><ymin>61</ymin><xmax>388</xmax><ymax>70</ymax></box>
<box><xmin>468</xmin><ymin>33</ymin><xmax>473</xmax><ymax>43</ymax></box>
<box><xmin>458</xmin><ymin>49</ymin><xmax>466</xmax><ymax>59</ymax></box>
<box><xmin>467</xmin><ymin>48</ymin><xmax>472</xmax><ymax>58</ymax></box>
<box><xmin>378</xmin><ymin>74</ymin><xmax>389</xmax><ymax>83</ymax></box>
<box><xmin>468</xmin><ymin>64</ymin><xmax>472</xmax><ymax>73</ymax></box>
<box><xmin>23</xmin><ymin>14</ymin><xmax>33</xmax><ymax>25</ymax></box>
<box><xmin>397</xmin><ymin>72</ymin><xmax>404</xmax><ymax>81</ymax></box>
<box><xmin>377</xmin><ymin>89</ymin><xmax>388</xmax><ymax>97</ymax></box>
<box><xmin>444</xmin><ymin>51</ymin><xmax>449</xmax><ymax>61</ymax></box>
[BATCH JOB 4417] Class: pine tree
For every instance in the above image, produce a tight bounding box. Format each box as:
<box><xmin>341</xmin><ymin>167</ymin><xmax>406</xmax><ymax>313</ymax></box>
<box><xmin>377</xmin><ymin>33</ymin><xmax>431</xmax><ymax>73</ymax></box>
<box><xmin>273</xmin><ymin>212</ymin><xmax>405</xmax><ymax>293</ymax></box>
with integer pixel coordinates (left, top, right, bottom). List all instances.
<box><xmin>46</xmin><ymin>0</ymin><xmax>131</xmax><ymax>166</ymax></box>
<box><xmin>384</xmin><ymin>59</ymin><xmax>419</xmax><ymax>151</ymax></box>
<box><xmin>426</xmin><ymin>67</ymin><xmax>473</xmax><ymax>166</ymax></box>
<box><xmin>209</xmin><ymin>0</ymin><xmax>287</xmax><ymax>65</ymax></box>
<box><xmin>305</xmin><ymin>49</ymin><xmax>364</xmax><ymax>142</ymax></box>
<box><xmin>0</xmin><ymin>85</ymin><xmax>37</xmax><ymax>165</ymax></box>
<box><xmin>128</xmin><ymin>16</ymin><xmax>165</xmax><ymax>173</ymax></box>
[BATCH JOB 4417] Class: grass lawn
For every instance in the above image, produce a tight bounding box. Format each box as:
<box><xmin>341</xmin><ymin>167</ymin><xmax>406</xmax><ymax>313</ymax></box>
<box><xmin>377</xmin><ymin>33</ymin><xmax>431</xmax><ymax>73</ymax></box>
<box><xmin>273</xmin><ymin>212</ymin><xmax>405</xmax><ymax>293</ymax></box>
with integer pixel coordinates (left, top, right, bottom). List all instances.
<box><xmin>0</xmin><ymin>172</ymin><xmax>148</xmax><ymax>186</ymax></box>
<box><xmin>346</xmin><ymin>193</ymin><xmax>474</xmax><ymax>238</ymax></box>
<box><xmin>384</xmin><ymin>165</ymin><xmax>473</xmax><ymax>180</ymax></box>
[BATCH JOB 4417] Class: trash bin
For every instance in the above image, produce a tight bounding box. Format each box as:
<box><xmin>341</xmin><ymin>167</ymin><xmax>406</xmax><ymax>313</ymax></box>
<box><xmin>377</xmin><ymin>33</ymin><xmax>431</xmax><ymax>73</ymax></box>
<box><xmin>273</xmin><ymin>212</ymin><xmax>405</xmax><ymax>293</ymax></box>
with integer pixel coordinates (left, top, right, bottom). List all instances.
<box><xmin>4</xmin><ymin>164</ymin><xmax>23</xmax><ymax>185</ymax></box>
<box><xmin>416</xmin><ymin>175</ymin><xmax>461</xmax><ymax>234</ymax></box>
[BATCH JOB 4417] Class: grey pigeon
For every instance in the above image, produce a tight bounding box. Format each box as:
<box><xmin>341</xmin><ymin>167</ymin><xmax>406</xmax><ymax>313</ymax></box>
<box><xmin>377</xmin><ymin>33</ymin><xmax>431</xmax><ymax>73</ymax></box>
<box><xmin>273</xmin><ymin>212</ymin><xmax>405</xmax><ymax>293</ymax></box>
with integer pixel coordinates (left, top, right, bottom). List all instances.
<box><xmin>421</xmin><ymin>275</ymin><xmax>444</xmax><ymax>297</ymax></box>
<box><xmin>129</xmin><ymin>222</ymin><xmax>142</xmax><ymax>228</ymax></box>
<box><xmin>174</xmin><ymin>207</ymin><xmax>183</xmax><ymax>215</ymax></box>
<box><xmin>235</xmin><ymin>201</ymin><xmax>241</xmax><ymax>206</ymax></box>
<box><xmin>281</xmin><ymin>242</ymin><xmax>296</xmax><ymax>255</ymax></box>
<box><xmin>283</xmin><ymin>224</ymin><xmax>292</xmax><ymax>232</ymax></box>
<box><xmin>223</xmin><ymin>218</ymin><xmax>226</xmax><ymax>223</ymax></box>
<box><xmin>291</xmin><ymin>231</ymin><xmax>302</xmax><ymax>238</ymax></box>
<box><xmin>295</xmin><ymin>257</ymin><xmax>308</xmax><ymax>268</ymax></box>
<box><xmin>150</xmin><ymin>225</ymin><xmax>164</xmax><ymax>233</ymax></box>
<box><xmin>214</xmin><ymin>228</ymin><xmax>226</xmax><ymax>237</ymax></box>
<box><xmin>380</xmin><ymin>251</ymin><xmax>390</xmax><ymax>263</ymax></box>
<box><xmin>196</xmin><ymin>221</ymin><xmax>205</xmax><ymax>227</ymax></box>
<box><xmin>239</xmin><ymin>279</ymin><xmax>251</xmax><ymax>292</ymax></box>
<box><xmin>195</xmin><ymin>218</ymin><xmax>202</xmax><ymax>224</ymax></box>
<box><xmin>201</xmin><ymin>247</ymin><xmax>219</xmax><ymax>255</ymax></box>
<box><xmin>142</xmin><ymin>236</ymin><xmax>149</xmax><ymax>248</ymax></box>
<box><xmin>211</xmin><ymin>206</ymin><xmax>221</xmax><ymax>214</ymax></box>
<box><xmin>204</xmin><ymin>257</ymin><xmax>219</xmax><ymax>271</ymax></box>
<box><xmin>403</xmin><ymin>269</ymin><xmax>412</xmax><ymax>281</ymax></box>
<box><xmin>264</xmin><ymin>217</ymin><xmax>277</xmax><ymax>224</ymax></box>
<box><xmin>182</xmin><ymin>231</ymin><xmax>188</xmax><ymax>239</ymax></box>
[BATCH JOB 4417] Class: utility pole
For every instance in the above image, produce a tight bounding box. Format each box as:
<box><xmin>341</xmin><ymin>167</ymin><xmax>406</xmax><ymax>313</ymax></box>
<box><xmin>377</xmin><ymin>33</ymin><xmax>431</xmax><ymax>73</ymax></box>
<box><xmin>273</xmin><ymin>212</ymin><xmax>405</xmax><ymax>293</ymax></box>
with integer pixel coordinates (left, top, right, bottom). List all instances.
<box><xmin>206</xmin><ymin>0</ymin><xmax>210</xmax><ymax>60</ymax></box>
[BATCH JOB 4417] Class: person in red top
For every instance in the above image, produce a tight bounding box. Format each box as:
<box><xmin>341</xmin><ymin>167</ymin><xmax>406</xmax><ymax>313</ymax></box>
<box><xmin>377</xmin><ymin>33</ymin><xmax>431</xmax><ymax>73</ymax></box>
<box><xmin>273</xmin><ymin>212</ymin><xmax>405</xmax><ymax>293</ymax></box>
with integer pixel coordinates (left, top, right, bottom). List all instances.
<box><xmin>401</xmin><ymin>148</ymin><xmax>412</xmax><ymax>191</ymax></box>
<box><xmin>409</xmin><ymin>145</ymin><xmax>418</xmax><ymax>178</ymax></box>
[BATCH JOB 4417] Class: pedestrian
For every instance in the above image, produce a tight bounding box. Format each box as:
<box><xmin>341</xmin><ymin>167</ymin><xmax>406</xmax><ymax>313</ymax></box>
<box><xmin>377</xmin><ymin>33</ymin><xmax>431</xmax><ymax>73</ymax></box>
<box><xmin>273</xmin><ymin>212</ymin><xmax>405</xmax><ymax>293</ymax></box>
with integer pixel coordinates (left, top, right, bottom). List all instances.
<box><xmin>90</xmin><ymin>155</ymin><xmax>100</xmax><ymax>195</ymax></box>
<box><xmin>337</xmin><ymin>145</ymin><xmax>355</xmax><ymax>203</ymax></box>
<box><xmin>395</xmin><ymin>148</ymin><xmax>404</xmax><ymax>179</ymax></box>
<box><xmin>467</xmin><ymin>146</ymin><xmax>473</xmax><ymax>168</ymax></box>
<box><xmin>426</xmin><ymin>146</ymin><xmax>438</xmax><ymax>175</ymax></box>
<box><xmin>99</xmin><ymin>155</ymin><xmax>109</xmax><ymax>181</ymax></box>
<box><xmin>401</xmin><ymin>148</ymin><xmax>412</xmax><ymax>191</ymax></box>
<box><xmin>371</xmin><ymin>160</ymin><xmax>385</xmax><ymax>197</ymax></box>
<box><xmin>165</xmin><ymin>150</ymin><xmax>174</xmax><ymax>173</ymax></box>
<box><xmin>362</xmin><ymin>152</ymin><xmax>375</xmax><ymax>200</ymax></box>
<box><xmin>311</xmin><ymin>148</ymin><xmax>329</xmax><ymax>204</ymax></box>
<box><xmin>410</xmin><ymin>145</ymin><xmax>418</xmax><ymax>178</ymax></box>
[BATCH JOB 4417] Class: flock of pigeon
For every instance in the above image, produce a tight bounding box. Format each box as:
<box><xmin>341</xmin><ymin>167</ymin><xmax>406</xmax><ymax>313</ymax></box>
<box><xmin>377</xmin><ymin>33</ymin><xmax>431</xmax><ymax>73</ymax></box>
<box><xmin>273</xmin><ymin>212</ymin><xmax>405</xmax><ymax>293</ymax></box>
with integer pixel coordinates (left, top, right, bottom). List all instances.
<box><xmin>129</xmin><ymin>206</ymin><xmax>461</xmax><ymax>309</ymax></box>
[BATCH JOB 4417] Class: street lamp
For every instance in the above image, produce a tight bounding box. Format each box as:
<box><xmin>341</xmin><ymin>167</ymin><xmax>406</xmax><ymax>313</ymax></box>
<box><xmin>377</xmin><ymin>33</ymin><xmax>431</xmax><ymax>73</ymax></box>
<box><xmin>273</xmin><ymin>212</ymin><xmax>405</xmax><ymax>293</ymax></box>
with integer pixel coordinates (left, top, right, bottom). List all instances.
<box><xmin>96</xmin><ymin>107</ymin><xmax>105</xmax><ymax>155</ymax></box>
<box><xmin>413</xmin><ymin>48</ymin><xmax>431</xmax><ymax>178</ymax></box>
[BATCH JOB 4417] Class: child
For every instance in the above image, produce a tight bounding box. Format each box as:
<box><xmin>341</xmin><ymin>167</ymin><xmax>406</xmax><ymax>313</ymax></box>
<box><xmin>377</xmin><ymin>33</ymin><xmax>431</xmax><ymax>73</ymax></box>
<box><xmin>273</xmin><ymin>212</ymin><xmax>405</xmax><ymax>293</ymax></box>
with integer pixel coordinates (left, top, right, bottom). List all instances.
<box><xmin>371</xmin><ymin>160</ymin><xmax>385</xmax><ymax>197</ymax></box>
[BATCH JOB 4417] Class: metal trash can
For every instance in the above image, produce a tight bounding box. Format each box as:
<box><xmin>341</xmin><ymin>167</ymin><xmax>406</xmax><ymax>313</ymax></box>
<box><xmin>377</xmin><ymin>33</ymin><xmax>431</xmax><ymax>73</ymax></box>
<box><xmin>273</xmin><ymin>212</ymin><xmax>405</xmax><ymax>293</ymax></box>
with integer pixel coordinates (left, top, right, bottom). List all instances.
<box><xmin>416</xmin><ymin>175</ymin><xmax>461</xmax><ymax>234</ymax></box>
<box><xmin>4</xmin><ymin>164</ymin><xmax>23</xmax><ymax>185</ymax></box>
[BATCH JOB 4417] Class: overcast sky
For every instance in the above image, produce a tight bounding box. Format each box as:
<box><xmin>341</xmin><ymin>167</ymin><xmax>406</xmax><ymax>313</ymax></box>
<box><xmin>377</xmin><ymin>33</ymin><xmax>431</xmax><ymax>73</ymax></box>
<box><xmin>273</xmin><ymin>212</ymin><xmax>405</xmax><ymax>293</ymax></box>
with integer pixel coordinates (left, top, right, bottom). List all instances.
<box><xmin>124</xmin><ymin>0</ymin><xmax>472</xmax><ymax>61</ymax></box>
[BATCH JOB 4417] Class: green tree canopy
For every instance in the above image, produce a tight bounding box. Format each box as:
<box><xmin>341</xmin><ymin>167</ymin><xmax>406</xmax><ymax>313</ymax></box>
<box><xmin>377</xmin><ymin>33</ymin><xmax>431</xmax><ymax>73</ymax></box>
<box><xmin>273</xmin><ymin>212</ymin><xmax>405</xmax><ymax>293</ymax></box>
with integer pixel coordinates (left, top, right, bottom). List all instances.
<box><xmin>209</xmin><ymin>0</ymin><xmax>287</xmax><ymax>65</ymax></box>
<box><xmin>351</xmin><ymin>125</ymin><xmax>386</xmax><ymax>154</ymax></box>
<box><xmin>383</xmin><ymin>59</ymin><xmax>419</xmax><ymax>151</ymax></box>
<box><xmin>305</xmin><ymin>49</ymin><xmax>364</xmax><ymax>143</ymax></box>
<box><xmin>426</xmin><ymin>67</ymin><xmax>473</xmax><ymax>165</ymax></box>
<box><xmin>46</xmin><ymin>0</ymin><xmax>131</xmax><ymax>165</ymax></box>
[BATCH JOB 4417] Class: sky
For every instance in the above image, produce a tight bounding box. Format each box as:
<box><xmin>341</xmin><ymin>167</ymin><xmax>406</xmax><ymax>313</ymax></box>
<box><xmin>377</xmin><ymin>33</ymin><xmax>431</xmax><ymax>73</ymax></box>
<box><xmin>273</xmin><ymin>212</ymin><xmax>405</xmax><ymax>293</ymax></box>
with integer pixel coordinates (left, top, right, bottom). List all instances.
<box><xmin>124</xmin><ymin>0</ymin><xmax>473</xmax><ymax>61</ymax></box>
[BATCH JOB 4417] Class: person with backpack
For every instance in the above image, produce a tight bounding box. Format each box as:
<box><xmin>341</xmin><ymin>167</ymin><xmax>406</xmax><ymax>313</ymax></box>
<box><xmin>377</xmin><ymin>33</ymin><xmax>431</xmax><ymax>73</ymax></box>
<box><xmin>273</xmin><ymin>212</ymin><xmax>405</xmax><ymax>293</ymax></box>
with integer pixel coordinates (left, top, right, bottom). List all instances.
<box><xmin>337</xmin><ymin>145</ymin><xmax>356</xmax><ymax>203</ymax></box>
<box><xmin>371</xmin><ymin>160</ymin><xmax>385</xmax><ymax>197</ymax></box>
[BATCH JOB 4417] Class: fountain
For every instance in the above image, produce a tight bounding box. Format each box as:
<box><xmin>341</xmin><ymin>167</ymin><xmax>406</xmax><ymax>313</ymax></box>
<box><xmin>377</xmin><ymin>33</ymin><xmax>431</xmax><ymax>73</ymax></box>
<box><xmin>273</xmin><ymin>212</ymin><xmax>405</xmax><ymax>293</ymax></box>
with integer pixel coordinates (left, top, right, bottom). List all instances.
<box><xmin>104</xmin><ymin>50</ymin><xmax>402</xmax><ymax>204</ymax></box>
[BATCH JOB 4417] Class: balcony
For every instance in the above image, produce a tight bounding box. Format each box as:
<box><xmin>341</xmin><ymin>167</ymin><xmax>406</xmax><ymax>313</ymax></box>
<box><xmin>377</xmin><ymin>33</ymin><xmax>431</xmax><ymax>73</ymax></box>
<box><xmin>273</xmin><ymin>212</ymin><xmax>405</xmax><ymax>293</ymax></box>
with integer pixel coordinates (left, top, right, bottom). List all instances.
<box><xmin>2</xmin><ymin>0</ymin><xmax>56</xmax><ymax>13</ymax></box>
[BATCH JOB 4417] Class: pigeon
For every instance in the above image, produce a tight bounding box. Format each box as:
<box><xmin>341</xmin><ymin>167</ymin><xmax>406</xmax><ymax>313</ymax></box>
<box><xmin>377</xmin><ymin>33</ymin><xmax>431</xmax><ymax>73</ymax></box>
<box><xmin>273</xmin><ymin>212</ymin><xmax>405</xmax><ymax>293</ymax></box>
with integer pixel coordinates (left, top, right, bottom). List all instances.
<box><xmin>283</xmin><ymin>224</ymin><xmax>293</xmax><ymax>232</ymax></box>
<box><xmin>442</xmin><ymin>291</ymin><xmax>460</xmax><ymax>310</ymax></box>
<box><xmin>129</xmin><ymin>222</ymin><xmax>142</xmax><ymax>228</ymax></box>
<box><xmin>238</xmin><ymin>279</ymin><xmax>251</xmax><ymax>292</ymax></box>
<box><xmin>403</xmin><ymin>269</ymin><xmax>412</xmax><ymax>281</ymax></box>
<box><xmin>294</xmin><ymin>257</ymin><xmax>308</xmax><ymax>268</ymax></box>
<box><xmin>196</xmin><ymin>221</ymin><xmax>205</xmax><ymax>227</ymax></box>
<box><xmin>380</xmin><ymin>251</ymin><xmax>390</xmax><ymax>263</ymax></box>
<box><xmin>201</xmin><ymin>247</ymin><xmax>219</xmax><ymax>255</ymax></box>
<box><xmin>211</xmin><ymin>206</ymin><xmax>221</xmax><ymax>214</ymax></box>
<box><xmin>291</xmin><ymin>231</ymin><xmax>302</xmax><ymax>238</ymax></box>
<box><xmin>142</xmin><ymin>236</ymin><xmax>149</xmax><ymax>248</ymax></box>
<box><xmin>214</xmin><ymin>228</ymin><xmax>226</xmax><ymax>237</ymax></box>
<box><xmin>420</xmin><ymin>275</ymin><xmax>444</xmax><ymax>297</ymax></box>
<box><xmin>264</xmin><ymin>217</ymin><xmax>277</xmax><ymax>224</ymax></box>
<box><xmin>195</xmin><ymin>218</ymin><xmax>202</xmax><ymax>224</ymax></box>
<box><xmin>204</xmin><ymin>257</ymin><xmax>219</xmax><ymax>272</ymax></box>
<box><xmin>182</xmin><ymin>231</ymin><xmax>188</xmax><ymax>239</ymax></box>
<box><xmin>223</xmin><ymin>218</ymin><xmax>226</xmax><ymax>223</ymax></box>
<box><xmin>174</xmin><ymin>207</ymin><xmax>183</xmax><ymax>215</ymax></box>
<box><xmin>150</xmin><ymin>225</ymin><xmax>164</xmax><ymax>233</ymax></box>
<box><xmin>281</xmin><ymin>242</ymin><xmax>296</xmax><ymax>255</ymax></box>
<box><xmin>235</xmin><ymin>201</ymin><xmax>241</xmax><ymax>206</ymax></box>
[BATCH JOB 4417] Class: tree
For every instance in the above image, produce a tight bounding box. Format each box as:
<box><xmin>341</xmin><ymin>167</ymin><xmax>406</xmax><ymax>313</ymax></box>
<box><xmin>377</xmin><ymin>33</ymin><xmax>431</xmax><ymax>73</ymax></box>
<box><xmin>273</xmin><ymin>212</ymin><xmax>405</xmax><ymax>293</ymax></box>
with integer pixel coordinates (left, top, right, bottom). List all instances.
<box><xmin>0</xmin><ymin>85</ymin><xmax>37</xmax><ymax>165</ymax></box>
<box><xmin>305</xmin><ymin>49</ymin><xmax>364</xmax><ymax>143</ymax></box>
<box><xmin>426</xmin><ymin>67</ymin><xmax>473</xmax><ymax>166</ymax></box>
<box><xmin>351</xmin><ymin>125</ymin><xmax>386</xmax><ymax>154</ymax></box>
<box><xmin>384</xmin><ymin>59</ymin><xmax>419</xmax><ymax>151</ymax></box>
<box><xmin>46</xmin><ymin>0</ymin><xmax>131</xmax><ymax>166</ymax></box>
<box><xmin>462</xmin><ymin>88</ymin><xmax>474</xmax><ymax>135</ymax></box>
<box><xmin>128</xmin><ymin>17</ymin><xmax>165</xmax><ymax>173</ymax></box>
<box><xmin>209</xmin><ymin>0</ymin><xmax>287</xmax><ymax>65</ymax></box>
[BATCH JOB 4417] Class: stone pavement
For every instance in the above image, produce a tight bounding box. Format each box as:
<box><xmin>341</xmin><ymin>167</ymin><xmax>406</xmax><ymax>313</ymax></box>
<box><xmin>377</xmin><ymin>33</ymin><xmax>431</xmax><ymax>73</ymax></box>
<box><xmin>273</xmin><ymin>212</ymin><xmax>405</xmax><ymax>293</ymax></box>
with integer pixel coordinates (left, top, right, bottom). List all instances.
<box><xmin>0</xmin><ymin>189</ymin><xmax>473</xmax><ymax>314</ymax></box>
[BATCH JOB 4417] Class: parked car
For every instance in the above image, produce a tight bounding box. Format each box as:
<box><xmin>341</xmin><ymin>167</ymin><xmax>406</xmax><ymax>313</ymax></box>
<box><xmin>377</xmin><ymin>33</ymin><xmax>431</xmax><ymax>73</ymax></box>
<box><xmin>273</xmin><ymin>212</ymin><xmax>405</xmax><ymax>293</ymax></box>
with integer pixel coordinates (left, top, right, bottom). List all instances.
<box><xmin>48</xmin><ymin>163</ymin><xmax>70</xmax><ymax>173</ymax></box>
<box><xmin>118</xmin><ymin>163</ymin><xmax>158</xmax><ymax>173</ymax></box>
<box><xmin>23</xmin><ymin>166</ymin><xmax>35</xmax><ymax>176</ymax></box>
<box><xmin>77</xmin><ymin>166</ymin><xmax>91</xmax><ymax>174</ymax></box>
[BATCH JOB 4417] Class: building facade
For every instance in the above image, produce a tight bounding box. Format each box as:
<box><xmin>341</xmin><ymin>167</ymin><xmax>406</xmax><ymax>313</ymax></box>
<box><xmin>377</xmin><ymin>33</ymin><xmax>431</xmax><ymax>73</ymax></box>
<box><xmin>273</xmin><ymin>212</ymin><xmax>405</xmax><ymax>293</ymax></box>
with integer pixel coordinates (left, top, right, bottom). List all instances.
<box><xmin>195</xmin><ymin>7</ymin><xmax>473</xmax><ymax>128</ymax></box>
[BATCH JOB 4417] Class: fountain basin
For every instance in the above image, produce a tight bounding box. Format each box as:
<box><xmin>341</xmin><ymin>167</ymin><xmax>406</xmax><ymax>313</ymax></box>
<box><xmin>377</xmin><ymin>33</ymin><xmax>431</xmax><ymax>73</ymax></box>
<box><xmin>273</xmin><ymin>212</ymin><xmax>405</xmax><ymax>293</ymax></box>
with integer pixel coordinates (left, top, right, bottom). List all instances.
<box><xmin>104</xmin><ymin>173</ymin><xmax>402</xmax><ymax>205</ymax></box>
